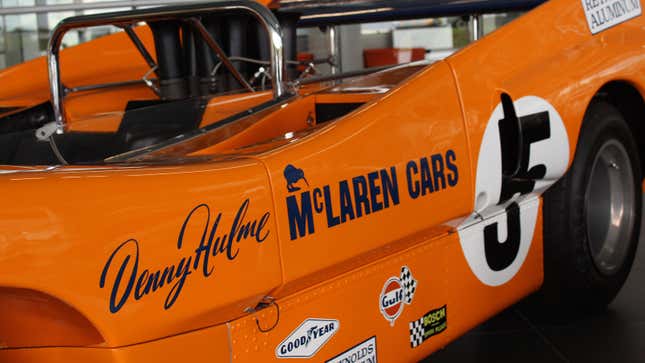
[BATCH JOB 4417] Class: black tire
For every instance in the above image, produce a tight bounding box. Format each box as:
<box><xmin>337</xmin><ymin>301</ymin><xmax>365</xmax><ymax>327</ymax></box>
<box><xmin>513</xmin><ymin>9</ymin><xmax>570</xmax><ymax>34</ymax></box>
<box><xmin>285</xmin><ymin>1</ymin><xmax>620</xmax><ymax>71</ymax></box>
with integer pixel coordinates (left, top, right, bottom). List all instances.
<box><xmin>539</xmin><ymin>101</ymin><xmax>642</xmax><ymax>314</ymax></box>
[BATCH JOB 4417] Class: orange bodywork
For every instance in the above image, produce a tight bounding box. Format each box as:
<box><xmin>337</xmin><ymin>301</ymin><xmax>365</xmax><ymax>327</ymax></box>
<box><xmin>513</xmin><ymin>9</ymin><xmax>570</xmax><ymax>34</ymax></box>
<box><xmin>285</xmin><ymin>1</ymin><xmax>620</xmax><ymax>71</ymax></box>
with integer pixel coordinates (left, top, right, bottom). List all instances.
<box><xmin>0</xmin><ymin>0</ymin><xmax>643</xmax><ymax>362</ymax></box>
<box><xmin>363</xmin><ymin>48</ymin><xmax>427</xmax><ymax>68</ymax></box>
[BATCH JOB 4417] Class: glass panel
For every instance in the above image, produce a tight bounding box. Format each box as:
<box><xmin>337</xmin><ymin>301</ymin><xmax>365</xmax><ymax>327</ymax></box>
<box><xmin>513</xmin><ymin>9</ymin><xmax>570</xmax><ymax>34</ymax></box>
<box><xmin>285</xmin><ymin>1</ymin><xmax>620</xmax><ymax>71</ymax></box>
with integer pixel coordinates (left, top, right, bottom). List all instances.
<box><xmin>4</xmin><ymin>14</ymin><xmax>38</xmax><ymax>66</ymax></box>
<box><xmin>0</xmin><ymin>16</ymin><xmax>5</xmax><ymax>52</ymax></box>
<box><xmin>295</xmin><ymin>12</ymin><xmax>525</xmax><ymax>75</ymax></box>
<box><xmin>0</xmin><ymin>0</ymin><xmax>134</xmax><ymax>66</ymax></box>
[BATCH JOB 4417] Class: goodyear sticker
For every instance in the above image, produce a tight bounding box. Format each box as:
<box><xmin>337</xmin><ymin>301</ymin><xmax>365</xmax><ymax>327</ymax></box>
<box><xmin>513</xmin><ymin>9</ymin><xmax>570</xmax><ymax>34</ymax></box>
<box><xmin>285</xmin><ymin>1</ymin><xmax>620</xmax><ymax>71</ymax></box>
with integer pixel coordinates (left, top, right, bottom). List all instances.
<box><xmin>582</xmin><ymin>0</ymin><xmax>641</xmax><ymax>34</ymax></box>
<box><xmin>409</xmin><ymin>305</ymin><xmax>447</xmax><ymax>348</ymax></box>
<box><xmin>276</xmin><ymin>318</ymin><xmax>339</xmax><ymax>358</ymax></box>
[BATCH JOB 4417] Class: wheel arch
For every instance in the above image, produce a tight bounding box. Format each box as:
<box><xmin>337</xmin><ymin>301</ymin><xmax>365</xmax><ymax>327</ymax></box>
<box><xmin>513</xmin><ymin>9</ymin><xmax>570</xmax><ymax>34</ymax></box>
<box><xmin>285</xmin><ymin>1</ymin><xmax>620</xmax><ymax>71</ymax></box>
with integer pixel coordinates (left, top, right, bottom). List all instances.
<box><xmin>0</xmin><ymin>287</ymin><xmax>105</xmax><ymax>348</ymax></box>
<box><xmin>592</xmin><ymin>80</ymin><xmax>645</xmax><ymax>181</ymax></box>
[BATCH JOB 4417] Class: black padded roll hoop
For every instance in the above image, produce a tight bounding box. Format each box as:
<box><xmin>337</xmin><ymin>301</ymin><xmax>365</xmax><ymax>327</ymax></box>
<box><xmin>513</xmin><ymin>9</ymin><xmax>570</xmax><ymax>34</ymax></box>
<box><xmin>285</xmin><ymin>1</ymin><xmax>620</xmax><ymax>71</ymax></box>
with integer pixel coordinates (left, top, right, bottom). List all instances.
<box><xmin>198</xmin><ymin>15</ymin><xmax>226</xmax><ymax>94</ymax></box>
<box><xmin>149</xmin><ymin>20</ymin><xmax>188</xmax><ymax>100</ymax></box>
<box><xmin>225</xmin><ymin>15</ymin><xmax>248</xmax><ymax>90</ymax></box>
<box><xmin>278</xmin><ymin>12</ymin><xmax>300</xmax><ymax>80</ymax></box>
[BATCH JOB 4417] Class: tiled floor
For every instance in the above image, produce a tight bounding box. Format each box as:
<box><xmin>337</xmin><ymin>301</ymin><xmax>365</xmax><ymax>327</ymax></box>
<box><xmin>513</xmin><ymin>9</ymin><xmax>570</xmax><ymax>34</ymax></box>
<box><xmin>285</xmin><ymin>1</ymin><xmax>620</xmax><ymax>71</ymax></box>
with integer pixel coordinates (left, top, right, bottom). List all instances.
<box><xmin>424</xmin><ymin>202</ymin><xmax>645</xmax><ymax>363</ymax></box>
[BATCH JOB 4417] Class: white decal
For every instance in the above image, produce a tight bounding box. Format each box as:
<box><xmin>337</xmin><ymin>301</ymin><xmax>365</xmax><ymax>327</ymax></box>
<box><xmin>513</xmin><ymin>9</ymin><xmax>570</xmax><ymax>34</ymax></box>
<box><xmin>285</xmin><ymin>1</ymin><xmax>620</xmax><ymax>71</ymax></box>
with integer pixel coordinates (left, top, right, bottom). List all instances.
<box><xmin>379</xmin><ymin>266</ymin><xmax>417</xmax><ymax>326</ymax></box>
<box><xmin>276</xmin><ymin>318</ymin><xmax>339</xmax><ymax>359</ymax></box>
<box><xmin>326</xmin><ymin>336</ymin><xmax>377</xmax><ymax>363</ymax></box>
<box><xmin>582</xmin><ymin>0</ymin><xmax>641</xmax><ymax>34</ymax></box>
<box><xmin>458</xmin><ymin>95</ymin><xmax>569</xmax><ymax>286</ymax></box>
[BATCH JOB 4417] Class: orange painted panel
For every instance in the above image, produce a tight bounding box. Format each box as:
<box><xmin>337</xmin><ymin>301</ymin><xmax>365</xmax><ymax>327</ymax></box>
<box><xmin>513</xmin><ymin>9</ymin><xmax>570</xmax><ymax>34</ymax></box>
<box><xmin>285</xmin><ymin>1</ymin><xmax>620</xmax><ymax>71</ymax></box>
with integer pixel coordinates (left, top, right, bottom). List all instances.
<box><xmin>0</xmin><ymin>0</ymin><xmax>644</xmax><ymax>361</ymax></box>
<box><xmin>226</xmin><ymin>201</ymin><xmax>543</xmax><ymax>362</ymax></box>
<box><xmin>364</xmin><ymin>48</ymin><xmax>427</xmax><ymax>68</ymax></box>
<box><xmin>448</xmin><ymin>0</ymin><xmax>645</xmax><ymax>167</ymax></box>
<box><xmin>0</xmin><ymin>159</ymin><xmax>281</xmax><ymax>347</ymax></box>
<box><xmin>0</xmin><ymin>322</ymin><xmax>230</xmax><ymax>363</ymax></box>
<box><xmin>258</xmin><ymin>61</ymin><xmax>473</xmax><ymax>296</ymax></box>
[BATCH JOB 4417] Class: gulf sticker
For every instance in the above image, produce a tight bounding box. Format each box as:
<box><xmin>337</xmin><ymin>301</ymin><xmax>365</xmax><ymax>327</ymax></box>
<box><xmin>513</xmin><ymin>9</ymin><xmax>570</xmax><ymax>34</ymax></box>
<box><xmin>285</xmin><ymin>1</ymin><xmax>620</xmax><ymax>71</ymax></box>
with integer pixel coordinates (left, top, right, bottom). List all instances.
<box><xmin>379</xmin><ymin>266</ymin><xmax>417</xmax><ymax>326</ymax></box>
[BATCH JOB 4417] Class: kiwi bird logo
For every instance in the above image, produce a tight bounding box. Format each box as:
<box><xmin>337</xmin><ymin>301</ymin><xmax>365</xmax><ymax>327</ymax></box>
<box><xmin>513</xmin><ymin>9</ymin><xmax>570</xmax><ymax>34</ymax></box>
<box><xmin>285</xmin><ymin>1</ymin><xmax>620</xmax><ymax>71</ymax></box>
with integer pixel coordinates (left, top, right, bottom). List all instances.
<box><xmin>284</xmin><ymin>164</ymin><xmax>309</xmax><ymax>192</ymax></box>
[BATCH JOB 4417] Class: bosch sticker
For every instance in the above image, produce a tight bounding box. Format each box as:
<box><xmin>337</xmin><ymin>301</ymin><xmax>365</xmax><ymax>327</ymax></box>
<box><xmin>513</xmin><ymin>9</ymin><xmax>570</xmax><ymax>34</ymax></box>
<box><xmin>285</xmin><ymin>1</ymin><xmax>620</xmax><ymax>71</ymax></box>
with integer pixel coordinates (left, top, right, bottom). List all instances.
<box><xmin>409</xmin><ymin>305</ymin><xmax>447</xmax><ymax>348</ymax></box>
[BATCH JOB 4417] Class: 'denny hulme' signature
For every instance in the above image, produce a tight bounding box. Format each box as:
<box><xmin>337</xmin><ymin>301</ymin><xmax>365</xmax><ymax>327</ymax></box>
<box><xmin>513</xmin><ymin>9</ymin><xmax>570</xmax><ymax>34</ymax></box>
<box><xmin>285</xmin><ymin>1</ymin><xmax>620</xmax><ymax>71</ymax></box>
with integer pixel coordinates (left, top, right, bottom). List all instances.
<box><xmin>99</xmin><ymin>198</ymin><xmax>270</xmax><ymax>313</ymax></box>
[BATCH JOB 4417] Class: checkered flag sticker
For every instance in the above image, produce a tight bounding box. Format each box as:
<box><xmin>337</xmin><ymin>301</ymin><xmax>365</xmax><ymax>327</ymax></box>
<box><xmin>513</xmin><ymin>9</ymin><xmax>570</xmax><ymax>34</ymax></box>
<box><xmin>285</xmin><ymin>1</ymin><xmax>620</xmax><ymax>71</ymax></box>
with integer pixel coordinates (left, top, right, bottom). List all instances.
<box><xmin>409</xmin><ymin>317</ymin><xmax>425</xmax><ymax>348</ymax></box>
<box><xmin>400</xmin><ymin>266</ymin><xmax>417</xmax><ymax>304</ymax></box>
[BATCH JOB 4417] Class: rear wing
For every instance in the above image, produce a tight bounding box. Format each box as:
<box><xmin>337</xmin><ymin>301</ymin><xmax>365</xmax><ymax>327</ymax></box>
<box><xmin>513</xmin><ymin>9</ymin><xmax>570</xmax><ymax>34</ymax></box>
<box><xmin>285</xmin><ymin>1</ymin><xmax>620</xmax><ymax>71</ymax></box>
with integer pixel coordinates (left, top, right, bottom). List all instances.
<box><xmin>275</xmin><ymin>0</ymin><xmax>547</xmax><ymax>27</ymax></box>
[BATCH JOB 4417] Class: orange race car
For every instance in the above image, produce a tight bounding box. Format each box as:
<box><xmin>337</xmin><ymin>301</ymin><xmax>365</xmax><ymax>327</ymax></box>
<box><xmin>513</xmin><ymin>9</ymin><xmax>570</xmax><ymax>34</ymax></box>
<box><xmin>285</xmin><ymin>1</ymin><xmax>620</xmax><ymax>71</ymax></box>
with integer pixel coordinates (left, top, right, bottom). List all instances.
<box><xmin>0</xmin><ymin>0</ymin><xmax>643</xmax><ymax>362</ymax></box>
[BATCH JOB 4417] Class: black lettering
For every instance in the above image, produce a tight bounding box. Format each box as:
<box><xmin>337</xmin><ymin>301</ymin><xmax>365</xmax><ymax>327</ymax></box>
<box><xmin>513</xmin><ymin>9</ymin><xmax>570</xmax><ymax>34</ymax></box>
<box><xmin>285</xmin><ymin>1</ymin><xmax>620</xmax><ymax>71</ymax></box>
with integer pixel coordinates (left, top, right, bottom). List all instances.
<box><xmin>498</xmin><ymin>97</ymin><xmax>551</xmax><ymax>204</ymax></box>
<box><xmin>420</xmin><ymin>157</ymin><xmax>434</xmax><ymax>195</ymax></box>
<box><xmin>406</xmin><ymin>160</ymin><xmax>420</xmax><ymax>199</ymax></box>
<box><xmin>381</xmin><ymin>167</ymin><xmax>400</xmax><ymax>208</ymax></box>
<box><xmin>483</xmin><ymin>202</ymin><xmax>521</xmax><ymax>271</ymax></box>
<box><xmin>352</xmin><ymin>176</ymin><xmax>371</xmax><ymax>217</ymax></box>
<box><xmin>339</xmin><ymin>180</ymin><xmax>356</xmax><ymax>223</ymax></box>
<box><xmin>324</xmin><ymin>185</ymin><xmax>341</xmax><ymax>227</ymax></box>
<box><xmin>99</xmin><ymin>239</ymin><xmax>139</xmax><ymax>313</ymax></box>
<box><xmin>368</xmin><ymin>171</ymin><xmax>383</xmax><ymax>212</ymax></box>
<box><xmin>287</xmin><ymin>192</ymin><xmax>314</xmax><ymax>239</ymax></box>
<box><xmin>431</xmin><ymin>154</ymin><xmax>446</xmax><ymax>191</ymax></box>
<box><xmin>445</xmin><ymin>150</ymin><xmax>459</xmax><ymax>187</ymax></box>
<box><xmin>101</xmin><ymin>200</ymin><xmax>271</xmax><ymax>313</ymax></box>
<box><xmin>313</xmin><ymin>188</ymin><xmax>324</xmax><ymax>213</ymax></box>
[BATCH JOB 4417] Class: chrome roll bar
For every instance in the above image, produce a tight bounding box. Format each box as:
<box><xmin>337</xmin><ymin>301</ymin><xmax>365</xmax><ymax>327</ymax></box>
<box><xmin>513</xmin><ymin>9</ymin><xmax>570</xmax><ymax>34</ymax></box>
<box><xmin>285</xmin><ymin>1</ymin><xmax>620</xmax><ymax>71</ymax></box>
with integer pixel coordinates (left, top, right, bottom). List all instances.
<box><xmin>45</xmin><ymin>0</ymin><xmax>287</xmax><ymax>136</ymax></box>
